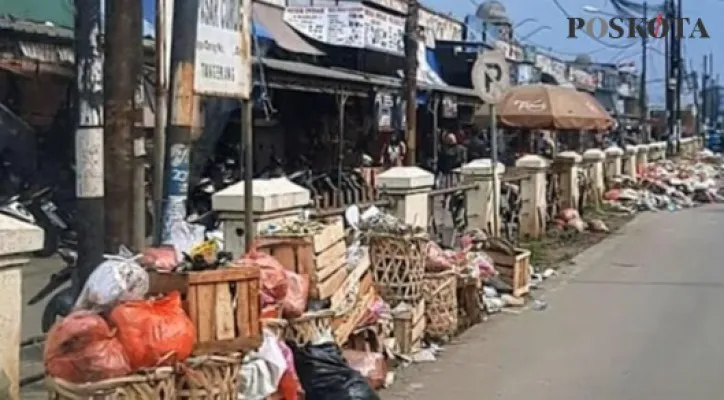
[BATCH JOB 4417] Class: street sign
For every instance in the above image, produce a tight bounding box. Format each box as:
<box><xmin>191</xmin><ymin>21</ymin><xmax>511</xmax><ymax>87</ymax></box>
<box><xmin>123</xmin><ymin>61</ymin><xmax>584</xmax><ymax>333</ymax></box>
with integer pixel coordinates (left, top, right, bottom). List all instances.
<box><xmin>195</xmin><ymin>0</ymin><xmax>253</xmax><ymax>99</ymax></box>
<box><xmin>471</xmin><ymin>49</ymin><xmax>510</xmax><ymax>104</ymax></box>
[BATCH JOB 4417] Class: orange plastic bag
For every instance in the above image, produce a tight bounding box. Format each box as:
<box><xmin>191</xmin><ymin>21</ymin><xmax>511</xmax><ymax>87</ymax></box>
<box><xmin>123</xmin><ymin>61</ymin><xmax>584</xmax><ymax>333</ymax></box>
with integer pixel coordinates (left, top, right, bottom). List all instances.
<box><xmin>44</xmin><ymin>311</ymin><xmax>132</xmax><ymax>383</ymax></box>
<box><xmin>109</xmin><ymin>291</ymin><xmax>196</xmax><ymax>370</ymax></box>
<box><xmin>282</xmin><ymin>271</ymin><xmax>309</xmax><ymax>318</ymax></box>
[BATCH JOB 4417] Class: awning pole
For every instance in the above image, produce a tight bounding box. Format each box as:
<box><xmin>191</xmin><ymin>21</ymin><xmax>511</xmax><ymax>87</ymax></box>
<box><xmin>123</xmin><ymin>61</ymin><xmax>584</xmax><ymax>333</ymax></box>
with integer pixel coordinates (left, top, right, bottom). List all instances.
<box><xmin>337</xmin><ymin>94</ymin><xmax>349</xmax><ymax>206</ymax></box>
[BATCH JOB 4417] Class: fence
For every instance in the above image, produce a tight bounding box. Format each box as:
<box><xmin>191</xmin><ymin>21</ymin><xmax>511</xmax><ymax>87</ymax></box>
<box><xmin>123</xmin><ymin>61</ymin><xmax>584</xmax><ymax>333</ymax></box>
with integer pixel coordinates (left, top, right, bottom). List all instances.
<box><xmin>499</xmin><ymin>168</ymin><xmax>527</xmax><ymax>243</ymax></box>
<box><xmin>428</xmin><ymin>170</ymin><xmax>473</xmax><ymax>248</ymax></box>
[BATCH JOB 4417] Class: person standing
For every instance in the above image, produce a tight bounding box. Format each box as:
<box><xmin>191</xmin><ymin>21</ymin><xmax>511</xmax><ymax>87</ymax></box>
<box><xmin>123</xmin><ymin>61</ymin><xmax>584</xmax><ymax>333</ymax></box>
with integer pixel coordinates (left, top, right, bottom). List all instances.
<box><xmin>381</xmin><ymin>130</ymin><xmax>407</xmax><ymax>167</ymax></box>
<box><xmin>437</xmin><ymin>133</ymin><xmax>465</xmax><ymax>188</ymax></box>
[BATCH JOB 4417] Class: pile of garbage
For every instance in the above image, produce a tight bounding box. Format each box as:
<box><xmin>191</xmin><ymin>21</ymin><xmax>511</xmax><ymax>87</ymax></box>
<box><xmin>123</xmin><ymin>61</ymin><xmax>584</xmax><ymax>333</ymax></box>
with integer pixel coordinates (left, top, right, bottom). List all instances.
<box><xmin>604</xmin><ymin>156</ymin><xmax>724</xmax><ymax>213</ymax></box>
<box><xmin>44</xmin><ymin>248</ymin><xmax>196</xmax><ymax>384</ymax></box>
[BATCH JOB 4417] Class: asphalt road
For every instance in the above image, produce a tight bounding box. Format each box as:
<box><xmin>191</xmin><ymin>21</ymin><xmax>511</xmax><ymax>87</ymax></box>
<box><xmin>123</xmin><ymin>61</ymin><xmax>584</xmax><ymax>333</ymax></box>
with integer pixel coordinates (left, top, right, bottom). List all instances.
<box><xmin>384</xmin><ymin>205</ymin><xmax>724</xmax><ymax>400</ymax></box>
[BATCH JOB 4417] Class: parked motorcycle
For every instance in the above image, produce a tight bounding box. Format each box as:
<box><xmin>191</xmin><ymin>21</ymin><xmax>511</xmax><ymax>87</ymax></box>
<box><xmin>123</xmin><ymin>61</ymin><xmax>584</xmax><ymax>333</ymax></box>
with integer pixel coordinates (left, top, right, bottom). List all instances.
<box><xmin>27</xmin><ymin>248</ymin><xmax>77</xmax><ymax>333</ymax></box>
<box><xmin>23</xmin><ymin>187</ymin><xmax>77</xmax><ymax>257</ymax></box>
<box><xmin>0</xmin><ymin>194</ymin><xmax>77</xmax><ymax>332</ymax></box>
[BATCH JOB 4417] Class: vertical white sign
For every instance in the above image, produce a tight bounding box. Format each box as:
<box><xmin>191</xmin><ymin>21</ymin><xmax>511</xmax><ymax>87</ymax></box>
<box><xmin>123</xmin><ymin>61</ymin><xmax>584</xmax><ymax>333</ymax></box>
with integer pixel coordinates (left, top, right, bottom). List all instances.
<box><xmin>195</xmin><ymin>0</ymin><xmax>252</xmax><ymax>98</ymax></box>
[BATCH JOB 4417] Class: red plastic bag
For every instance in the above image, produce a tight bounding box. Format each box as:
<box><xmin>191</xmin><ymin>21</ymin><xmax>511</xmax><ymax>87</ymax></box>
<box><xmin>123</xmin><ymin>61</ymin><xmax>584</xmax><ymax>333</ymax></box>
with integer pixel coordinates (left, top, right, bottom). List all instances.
<box><xmin>276</xmin><ymin>339</ymin><xmax>302</xmax><ymax>400</ymax></box>
<box><xmin>282</xmin><ymin>271</ymin><xmax>309</xmax><ymax>318</ymax></box>
<box><xmin>343</xmin><ymin>350</ymin><xmax>387</xmax><ymax>390</ymax></box>
<box><xmin>235</xmin><ymin>249</ymin><xmax>288</xmax><ymax>307</ymax></box>
<box><xmin>109</xmin><ymin>291</ymin><xmax>196</xmax><ymax>370</ymax></box>
<box><xmin>44</xmin><ymin>311</ymin><xmax>132</xmax><ymax>383</ymax></box>
<box><xmin>139</xmin><ymin>245</ymin><xmax>178</xmax><ymax>272</ymax></box>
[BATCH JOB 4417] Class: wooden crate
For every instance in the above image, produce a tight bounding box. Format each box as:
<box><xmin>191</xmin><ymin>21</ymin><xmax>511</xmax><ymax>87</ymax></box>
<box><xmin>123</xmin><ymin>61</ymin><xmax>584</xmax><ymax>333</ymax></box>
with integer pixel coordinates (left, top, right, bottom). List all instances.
<box><xmin>391</xmin><ymin>299</ymin><xmax>425</xmax><ymax>355</ymax></box>
<box><xmin>330</xmin><ymin>249</ymin><xmax>371</xmax><ymax>313</ymax></box>
<box><xmin>257</xmin><ymin>219</ymin><xmax>348</xmax><ymax>300</ymax></box>
<box><xmin>147</xmin><ymin>267</ymin><xmax>261</xmax><ymax>354</ymax></box>
<box><xmin>457</xmin><ymin>275</ymin><xmax>482</xmax><ymax>332</ymax></box>
<box><xmin>487</xmin><ymin>248</ymin><xmax>531</xmax><ymax>297</ymax></box>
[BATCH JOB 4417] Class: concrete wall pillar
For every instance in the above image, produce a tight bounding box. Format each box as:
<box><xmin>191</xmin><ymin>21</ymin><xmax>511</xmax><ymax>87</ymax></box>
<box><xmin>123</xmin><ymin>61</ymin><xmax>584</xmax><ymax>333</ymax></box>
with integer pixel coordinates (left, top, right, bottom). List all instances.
<box><xmin>553</xmin><ymin>151</ymin><xmax>582</xmax><ymax>210</ymax></box>
<box><xmin>604</xmin><ymin>145</ymin><xmax>623</xmax><ymax>185</ymax></box>
<box><xmin>212</xmin><ymin>177</ymin><xmax>310</xmax><ymax>257</ymax></box>
<box><xmin>515</xmin><ymin>155</ymin><xmax>548</xmax><ymax>239</ymax></box>
<box><xmin>461</xmin><ymin>159</ymin><xmax>505</xmax><ymax>236</ymax></box>
<box><xmin>582</xmin><ymin>148</ymin><xmax>605</xmax><ymax>204</ymax></box>
<box><xmin>376</xmin><ymin>166</ymin><xmax>434</xmax><ymax>230</ymax></box>
<box><xmin>0</xmin><ymin>217</ymin><xmax>43</xmax><ymax>400</ymax></box>
<box><xmin>623</xmin><ymin>145</ymin><xmax>637</xmax><ymax>179</ymax></box>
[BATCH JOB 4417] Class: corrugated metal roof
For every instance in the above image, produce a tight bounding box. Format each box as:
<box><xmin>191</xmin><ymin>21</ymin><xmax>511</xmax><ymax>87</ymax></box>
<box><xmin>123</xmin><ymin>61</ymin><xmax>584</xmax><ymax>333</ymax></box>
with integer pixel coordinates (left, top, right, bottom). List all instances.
<box><xmin>0</xmin><ymin>0</ymin><xmax>73</xmax><ymax>28</ymax></box>
<box><xmin>0</xmin><ymin>17</ymin><xmax>72</xmax><ymax>38</ymax></box>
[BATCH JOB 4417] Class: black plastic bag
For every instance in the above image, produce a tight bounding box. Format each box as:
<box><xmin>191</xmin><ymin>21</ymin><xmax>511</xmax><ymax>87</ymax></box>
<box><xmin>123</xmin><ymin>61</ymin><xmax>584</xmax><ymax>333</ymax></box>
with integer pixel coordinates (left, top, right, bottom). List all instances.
<box><xmin>291</xmin><ymin>342</ymin><xmax>380</xmax><ymax>400</ymax></box>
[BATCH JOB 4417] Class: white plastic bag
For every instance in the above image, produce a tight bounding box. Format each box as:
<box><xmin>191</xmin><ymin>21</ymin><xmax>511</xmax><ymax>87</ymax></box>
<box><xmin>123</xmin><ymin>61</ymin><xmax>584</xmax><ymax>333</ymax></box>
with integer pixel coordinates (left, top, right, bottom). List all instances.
<box><xmin>163</xmin><ymin>220</ymin><xmax>206</xmax><ymax>260</ymax></box>
<box><xmin>239</xmin><ymin>330</ymin><xmax>288</xmax><ymax>399</ymax></box>
<box><xmin>74</xmin><ymin>246</ymin><xmax>149</xmax><ymax>311</ymax></box>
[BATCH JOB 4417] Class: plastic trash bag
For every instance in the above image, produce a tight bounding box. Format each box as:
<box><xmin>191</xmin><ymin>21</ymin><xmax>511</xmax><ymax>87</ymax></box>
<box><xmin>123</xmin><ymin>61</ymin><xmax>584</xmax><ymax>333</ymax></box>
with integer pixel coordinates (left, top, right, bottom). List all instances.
<box><xmin>275</xmin><ymin>339</ymin><xmax>303</xmax><ymax>400</ymax></box>
<box><xmin>234</xmin><ymin>247</ymin><xmax>289</xmax><ymax>307</ymax></box>
<box><xmin>163</xmin><ymin>220</ymin><xmax>206</xmax><ymax>260</ymax></box>
<box><xmin>74</xmin><ymin>247</ymin><xmax>149</xmax><ymax>311</ymax></box>
<box><xmin>291</xmin><ymin>342</ymin><xmax>380</xmax><ymax>400</ymax></box>
<box><xmin>282</xmin><ymin>271</ymin><xmax>309</xmax><ymax>318</ymax></box>
<box><xmin>343</xmin><ymin>350</ymin><xmax>387</xmax><ymax>390</ymax></box>
<box><xmin>139</xmin><ymin>245</ymin><xmax>178</xmax><ymax>272</ymax></box>
<box><xmin>240</xmin><ymin>330</ymin><xmax>288</xmax><ymax>400</ymax></box>
<box><xmin>109</xmin><ymin>291</ymin><xmax>196</xmax><ymax>370</ymax></box>
<box><xmin>44</xmin><ymin>311</ymin><xmax>131</xmax><ymax>383</ymax></box>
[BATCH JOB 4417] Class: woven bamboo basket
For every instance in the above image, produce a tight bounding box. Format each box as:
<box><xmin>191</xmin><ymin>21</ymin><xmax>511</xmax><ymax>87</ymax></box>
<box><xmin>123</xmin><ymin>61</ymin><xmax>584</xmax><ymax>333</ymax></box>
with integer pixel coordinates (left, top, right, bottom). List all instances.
<box><xmin>262</xmin><ymin>318</ymin><xmax>288</xmax><ymax>340</ymax></box>
<box><xmin>285</xmin><ymin>310</ymin><xmax>335</xmax><ymax>346</ymax></box>
<box><xmin>46</xmin><ymin>367</ymin><xmax>175</xmax><ymax>399</ymax></box>
<box><xmin>176</xmin><ymin>353</ymin><xmax>243</xmax><ymax>399</ymax></box>
<box><xmin>369</xmin><ymin>233</ymin><xmax>427</xmax><ymax>306</ymax></box>
<box><xmin>423</xmin><ymin>271</ymin><xmax>458</xmax><ymax>339</ymax></box>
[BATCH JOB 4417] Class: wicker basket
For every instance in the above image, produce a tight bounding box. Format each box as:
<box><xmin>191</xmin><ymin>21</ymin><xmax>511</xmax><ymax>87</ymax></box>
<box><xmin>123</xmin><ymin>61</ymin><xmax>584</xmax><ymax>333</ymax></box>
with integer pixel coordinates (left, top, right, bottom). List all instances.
<box><xmin>262</xmin><ymin>318</ymin><xmax>288</xmax><ymax>340</ymax></box>
<box><xmin>285</xmin><ymin>310</ymin><xmax>335</xmax><ymax>346</ymax></box>
<box><xmin>176</xmin><ymin>353</ymin><xmax>243</xmax><ymax>399</ymax></box>
<box><xmin>369</xmin><ymin>233</ymin><xmax>427</xmax><ymax>306</ymax></box>
<box><xmin>47</xmin><ymin>368</ymin><xmax>176</xmax><ymax>399</ymax></box>
<box><xmin>423</xmin><ymin>271</ymin><xmax>458</xmax><ymax>339</ymax></box>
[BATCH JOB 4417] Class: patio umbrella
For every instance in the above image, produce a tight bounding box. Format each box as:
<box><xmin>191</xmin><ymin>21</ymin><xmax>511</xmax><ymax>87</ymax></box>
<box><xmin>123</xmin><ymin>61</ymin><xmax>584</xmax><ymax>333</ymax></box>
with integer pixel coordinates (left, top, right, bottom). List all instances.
<box><xmin>486</xmin><ymin>84</ymin><xmax>614</xmax><ymax>131</ymax></box>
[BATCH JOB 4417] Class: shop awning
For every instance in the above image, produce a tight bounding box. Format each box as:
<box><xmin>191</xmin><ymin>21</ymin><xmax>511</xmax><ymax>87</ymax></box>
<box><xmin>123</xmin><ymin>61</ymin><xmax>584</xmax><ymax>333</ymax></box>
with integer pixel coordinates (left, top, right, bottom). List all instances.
<box><xmin>252</xmin><ymin>2</ymin><xmax>325</xmax><ymax>56</ymax></box>
<box><xmin>259</xmin><ymin>58</ymin><xmax>397</xmax><ymax>96</ymax></box>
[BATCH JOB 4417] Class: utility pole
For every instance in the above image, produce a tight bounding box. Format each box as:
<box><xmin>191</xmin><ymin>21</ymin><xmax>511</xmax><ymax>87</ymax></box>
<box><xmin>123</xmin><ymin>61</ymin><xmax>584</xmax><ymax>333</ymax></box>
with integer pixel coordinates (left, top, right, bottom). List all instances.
<box><xmin>702</xmin><ymin>54</ymin><xmax>707</xmax><ymax>132</ymax></box>
<box><xmin>674</xmin><ymin>0</ymin><xmax>682</xmax><ymax>152</ymax></box>
<box><xmin>104</xmin><ymin>0</ymin><xmax>142</xmax><ymax>251</ymax></box>
<box><xmin>74</xmin><ymin>0</ymin><xmax>105</xmax><ymax>289</ymax></box>
<box><xmin>639</xmin><ymin>1</ymin><xmax>648</xmax><ymax>142</ymax></box>
<box><xmin>403</xmin><ymin>0</ymin><xmax>419</xmax><ymax>165</ymax></box>
<box><xmin>160</xmin><ymin>0</ymin><xmax>199</xmax><ymax>242</ymax></box>
<box><xmin>664</xmin><ymin>0</ymin><xmax>674</xmax><ymax>155</ymax></box>
<box><xmin>152</xmin><ymin>0</ymin><xmax>170</xmax><ymax>245</ymax></box>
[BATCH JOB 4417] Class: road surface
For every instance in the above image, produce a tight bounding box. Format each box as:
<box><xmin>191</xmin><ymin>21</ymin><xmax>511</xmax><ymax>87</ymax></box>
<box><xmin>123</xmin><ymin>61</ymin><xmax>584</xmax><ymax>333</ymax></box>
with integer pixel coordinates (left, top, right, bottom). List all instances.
<box><xmin>384</xmin><ymin>205</ymin><xmax>724</xmax><ymax>399</ymax></box>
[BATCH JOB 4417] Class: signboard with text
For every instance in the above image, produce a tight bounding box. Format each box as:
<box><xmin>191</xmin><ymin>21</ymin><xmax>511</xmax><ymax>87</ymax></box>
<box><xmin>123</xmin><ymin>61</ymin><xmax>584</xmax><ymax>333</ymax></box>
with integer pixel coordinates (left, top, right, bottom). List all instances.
<box><xmin>284</xmin><ymin>5</ymin><xmax>405</xmax><ymax>55</ymax></box>
<box><xmin>195</xmin><ymin>0</ymin><xmax>252</xmax><ymax>98</ymax></box>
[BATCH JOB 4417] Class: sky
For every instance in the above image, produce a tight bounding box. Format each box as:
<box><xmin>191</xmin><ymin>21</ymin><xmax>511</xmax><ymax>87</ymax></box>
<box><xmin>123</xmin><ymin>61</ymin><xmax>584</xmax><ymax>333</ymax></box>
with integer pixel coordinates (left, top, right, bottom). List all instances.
<box><xmin>140</xmin><ymin>0</ymin><xmax>722</xmax><ymax>106</ymax></box>
<box><xmin>422</xmin><ymin>0</ymin><xmax>724</xmax><ymax>106</ymax></box>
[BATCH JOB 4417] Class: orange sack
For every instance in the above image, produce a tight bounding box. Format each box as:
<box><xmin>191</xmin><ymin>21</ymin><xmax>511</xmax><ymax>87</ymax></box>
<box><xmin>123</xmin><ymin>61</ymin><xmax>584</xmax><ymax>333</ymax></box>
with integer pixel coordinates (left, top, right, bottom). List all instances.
<box><xmin>234</xmin><ymin>248</ymin><xmax>289</xmax><ymax>307</ymax></box>
<box><xmin>109</xmin><ymin>291</ymin><xmax>196</xmax><ymax>370</ymax></box>
<box><xmin>44</xmin><ymin>311</ymin><xmax>132</xmax><ymax>383</ymax></box>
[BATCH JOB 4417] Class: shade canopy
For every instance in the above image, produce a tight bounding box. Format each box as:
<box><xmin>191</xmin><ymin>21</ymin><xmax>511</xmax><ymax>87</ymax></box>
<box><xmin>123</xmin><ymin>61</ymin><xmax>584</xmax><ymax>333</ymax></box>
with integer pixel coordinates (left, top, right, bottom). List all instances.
<box><xmin>476</xmin><ymin>84</ymin><xmax>615</xmax><ymax>131</ymax></box>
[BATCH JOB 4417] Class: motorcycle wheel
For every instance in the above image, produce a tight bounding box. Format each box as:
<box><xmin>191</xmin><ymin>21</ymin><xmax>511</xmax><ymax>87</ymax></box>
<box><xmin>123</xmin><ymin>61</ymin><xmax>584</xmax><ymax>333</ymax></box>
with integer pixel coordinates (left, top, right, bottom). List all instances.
<box><xmin>34</xmin><ymin>227</ymin><xmax>58</xmax><ymax>258</ymax></box>
<box><xmin>41</xmin><ymin>286</ymin><xmax>75</xmax><ymax>333</ymax></box>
